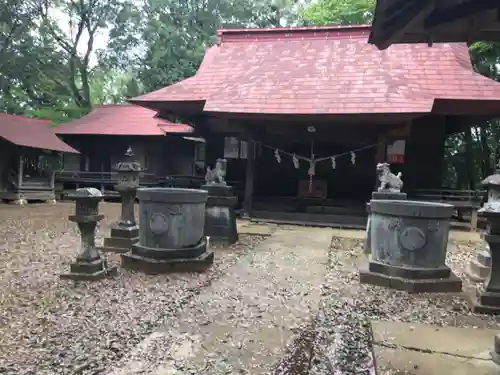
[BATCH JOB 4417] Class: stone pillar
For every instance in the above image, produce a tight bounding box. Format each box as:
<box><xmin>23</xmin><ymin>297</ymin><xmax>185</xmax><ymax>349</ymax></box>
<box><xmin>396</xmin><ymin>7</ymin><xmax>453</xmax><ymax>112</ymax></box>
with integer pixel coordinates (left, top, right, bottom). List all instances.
<box><xmin>60</xmin><ymin>188</ymin><xmax>117</xmax><ymax>280</ymax></box>
<box><xmin>201</xmin><ymin>183</ymin><xmax>238</xmax><ymax>245</ymax></box>
<box><xmin>201</xmin><ymin>158</ymin><xmax>238</xmax><ymax>244</ymax></box>
<box><xmin>243</xmin><ymin>139</ymin><xmax>255</xmax><ymax>219</ymax></box>
<box><xmin>12</xmin><ymin>153</ymin><xmax>27</xmax><ymax>205</ymax></box>
<box><xmin>101</xmin><ymin>147</ymin><xmax>141</xmax><ymax>253</ymax></box>
<box><xmin>359</xmin><ymin>200</ymin><xmax>462</xmax><ymax>293</ymax></box>
<box><xmin>121</xmin><ymin>188</ymin><xmax>214</xmax><ymax>274</ymax></box>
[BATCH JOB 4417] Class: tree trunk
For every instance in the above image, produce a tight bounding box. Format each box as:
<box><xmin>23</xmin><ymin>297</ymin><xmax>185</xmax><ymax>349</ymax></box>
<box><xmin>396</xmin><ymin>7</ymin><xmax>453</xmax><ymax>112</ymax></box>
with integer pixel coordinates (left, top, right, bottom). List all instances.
<box><xmin>464</xmin><ymin>126</ymin><xmax>475</xmax><ymax>189</ymax></box>
<box><xmin>478</xmin><ymin>125</ymin><xmax>491</xmax><ymax>177</ymax></box>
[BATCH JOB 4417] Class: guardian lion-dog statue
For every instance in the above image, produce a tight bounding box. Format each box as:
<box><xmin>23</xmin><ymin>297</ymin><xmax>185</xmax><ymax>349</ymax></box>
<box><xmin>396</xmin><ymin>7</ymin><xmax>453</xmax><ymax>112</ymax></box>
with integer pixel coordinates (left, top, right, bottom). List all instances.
<box><xmin>205</xmin><ymin>158</ymin><xmax>227</xmax><ymax>185</ymax></box>
<box><xmin>377</xmin><ymin>162</ymin><xmax>403</xmax><ymax>192</ymax></box>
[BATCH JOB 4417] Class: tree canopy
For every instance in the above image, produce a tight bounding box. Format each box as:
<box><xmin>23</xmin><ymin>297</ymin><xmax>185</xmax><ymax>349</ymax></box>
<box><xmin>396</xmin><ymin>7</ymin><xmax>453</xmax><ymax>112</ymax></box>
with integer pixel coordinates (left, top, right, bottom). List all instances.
<box><xmin>1</xmin><ymin>0</ymin><xmax>499</xmax><ymax>188</ymax></box>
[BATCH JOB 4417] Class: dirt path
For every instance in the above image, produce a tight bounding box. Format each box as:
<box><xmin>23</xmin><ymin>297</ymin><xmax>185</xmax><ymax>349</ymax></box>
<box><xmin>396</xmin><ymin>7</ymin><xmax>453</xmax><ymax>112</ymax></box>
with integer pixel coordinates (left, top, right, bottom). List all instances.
<box><xmin>106</xmin><ymin>227</ymin><xmax>332</xmax><ymax>375</ymax></box>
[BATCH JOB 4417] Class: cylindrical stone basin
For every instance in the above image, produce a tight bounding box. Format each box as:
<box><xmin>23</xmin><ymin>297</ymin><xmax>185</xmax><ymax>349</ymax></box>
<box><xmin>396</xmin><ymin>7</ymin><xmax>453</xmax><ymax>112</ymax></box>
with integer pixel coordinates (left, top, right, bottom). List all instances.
<box><xmin>370</xmin><ymin>200</ymin><xmax>454</xmax><ymax>269</ymax></box>
<box><xmin>137</xmin><ymin>188</ymin><xmax>207</xmax><ymax>249</ymax></box>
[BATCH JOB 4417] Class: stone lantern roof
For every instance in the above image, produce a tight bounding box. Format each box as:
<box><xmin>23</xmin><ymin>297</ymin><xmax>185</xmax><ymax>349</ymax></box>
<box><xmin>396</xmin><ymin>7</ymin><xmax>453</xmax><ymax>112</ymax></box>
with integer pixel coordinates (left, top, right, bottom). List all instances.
<box><xmin>481</xmin><ymin>162</ymin><xmax>500</xmax><ymax>187</ymax></box>
<box><xmin>115</xmin><ymin>147</ymin><xmax>143</xmax><ymax>172</ymax></box>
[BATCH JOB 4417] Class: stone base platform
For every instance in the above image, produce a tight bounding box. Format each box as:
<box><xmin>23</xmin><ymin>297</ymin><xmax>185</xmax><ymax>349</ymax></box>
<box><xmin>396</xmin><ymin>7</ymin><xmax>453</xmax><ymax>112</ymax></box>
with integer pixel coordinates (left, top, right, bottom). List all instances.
<box><xmin>466</xmin><ymin>259</ymin><xmax>491</xmax><ymax>283</ymax></box>
<box><xmin>359</xmin><ymin>261</ymin><xmax>463</xmax><ymax>293</ymax></box>
<box><xmin>100</xmin><ymin>237</ymin><xmax>138</xmax><ymax>253</ymax></box>
<box><xmin>100</xmin><ymin>226</ymin><xmax>139</xmax><ymax>253</ymax></box>
<box><xmin>121</xmin><ymin>251</ymin><xmax>214</xmax><ymax>274</ymax></box>
<box><xmin>467</xmin><ymin>288</ymin><xmax>500</xmax><ymax>314</ymax></box>
<box><xmin>60</xmin><ymin>259</ymin><xmax>117</xmax><ymax>281</ymax></box>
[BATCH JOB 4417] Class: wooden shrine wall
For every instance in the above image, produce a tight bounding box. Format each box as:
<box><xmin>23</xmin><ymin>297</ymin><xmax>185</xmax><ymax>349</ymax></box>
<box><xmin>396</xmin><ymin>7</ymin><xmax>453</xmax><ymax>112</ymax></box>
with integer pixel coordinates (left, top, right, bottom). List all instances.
<box><xmin>0</xmin><ymin>139</ymin><xmax>17</xmax><ymax>193</ymax></box>
<box><xmin>204</xmin><ymin>114</ymin><xmax>448</xmax><ymax>203</ymax></box>
<box><xmin>60</xmin><ymin>135</ymin><xmax>197</xmax><ymax>177</ymax></box>
<box><xmin>205</xmin><ymin>132</ymin><xmax>377</xmax><ymax>202</ymax></box>
<box><xmin>403</xmin><ymin>115</ymin><xmax>446</xmax><ymax>193</ymax></box>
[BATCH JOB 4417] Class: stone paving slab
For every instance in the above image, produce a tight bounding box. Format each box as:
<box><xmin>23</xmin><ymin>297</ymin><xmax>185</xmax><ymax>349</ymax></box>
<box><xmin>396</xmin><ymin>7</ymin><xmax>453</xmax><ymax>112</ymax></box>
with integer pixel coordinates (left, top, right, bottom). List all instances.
<box><xmin>106</xmin><ymin>226</ymin><xmax>332</xmax><ymax>375</ymax></box>
<box><xmin>372</xmin><ymin>321</ymin><xmax>499</xmax><ymax>375</ymax></box>
<box><xmin>236</xmin><ymin>220</ymin><xmax>277</xmax><ymax>236</ymax></box>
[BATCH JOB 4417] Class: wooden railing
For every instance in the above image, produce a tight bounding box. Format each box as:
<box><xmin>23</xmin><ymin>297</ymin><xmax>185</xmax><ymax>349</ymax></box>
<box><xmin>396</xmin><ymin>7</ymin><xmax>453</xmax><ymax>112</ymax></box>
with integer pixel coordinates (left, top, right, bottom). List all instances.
<box><xmin>413</xmin><ymin>189</ymin><xmax>485</xmax><ymax>207</ymax></box>
<box><xmin>413</xmin><ymin>188</ymin><xmax>486</xmax><ymax>230</ymax></box>
<box><xmin>157</xmin><ymin>175</ymin><xmax>205</xmax><ymax>189</ymax></box>
<box><xmin>55</xmin><ymin>170</ymin><xmax>157</xmax><ymax>185</ymax></box>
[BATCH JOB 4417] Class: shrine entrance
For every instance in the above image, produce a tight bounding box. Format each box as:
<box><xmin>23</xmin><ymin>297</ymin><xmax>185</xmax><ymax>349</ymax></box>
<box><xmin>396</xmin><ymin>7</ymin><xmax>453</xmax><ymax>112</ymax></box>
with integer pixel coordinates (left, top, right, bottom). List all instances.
<box><xmin>248</xmin><ymin>127</ymin><xmax>380</xmax><ymax>227</ymax></box>
<box><xmin>203</xmin><ymin>117</ymin><xmax>412</xmax><ymax>228</ymax></box>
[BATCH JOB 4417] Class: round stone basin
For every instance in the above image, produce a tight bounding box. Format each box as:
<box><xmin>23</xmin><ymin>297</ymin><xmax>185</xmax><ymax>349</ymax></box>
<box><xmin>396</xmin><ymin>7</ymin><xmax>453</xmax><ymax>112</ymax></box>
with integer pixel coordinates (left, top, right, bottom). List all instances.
<box><xmin>370</xmin><ymin>200</ymin><xmax>454</xmax><ymax>218</ymax></box>
<box><xmin>370</xmin><ymin>200</ymin><xmax>454</xmax><ymax>269</ymax></box>
<box><xmin>137</xmin><ymin>188</ymin><xmax>208</xmax><ymax>250</ymax></box>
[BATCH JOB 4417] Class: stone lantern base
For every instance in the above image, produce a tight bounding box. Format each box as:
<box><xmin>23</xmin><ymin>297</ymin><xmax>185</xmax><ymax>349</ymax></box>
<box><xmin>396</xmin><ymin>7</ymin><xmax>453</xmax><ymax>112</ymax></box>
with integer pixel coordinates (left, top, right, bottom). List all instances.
<box><xmin>100</xmin><ymin>225</ymin><xmax>139</xmax><ymax>254</ymax></box>
<box><xmin>466</xmin><ymin>249</ymin><xmax>491</xmax><ymax>282</ymax></box>
<box><xmin>468</xmin><ymin>232</ymin><xmax>500</xmax><ymax>314</ymax></box>
<box><xmin>60</xmin><ymin>259</ymin><xmax>117</xmax><ymax>281</ymax></box>
<box><xmin>469</xmin><ymin>289</ymin><xmax>500</xmax><ymax>314</ymax></box>
<box><xmin>359</xmin><ymin>261</ymin><xmax>463</xmax><ymax>293</ymax></box>
<box><xmin>121</xmin><ymin>238</ymin><xmax>214</xmax><ymax>274</ymax></box>
<box><xmin>466</xmin><ymin>231</ymin><xmax>491</xmax><ymax>282</ymax></box>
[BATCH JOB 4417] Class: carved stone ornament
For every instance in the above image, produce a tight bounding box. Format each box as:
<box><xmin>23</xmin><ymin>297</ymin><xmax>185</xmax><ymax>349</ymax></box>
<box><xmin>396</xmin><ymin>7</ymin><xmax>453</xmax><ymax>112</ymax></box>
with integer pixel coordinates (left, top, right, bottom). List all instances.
<box><xmin>377</xmin><ymin>162</ymin><xmax>403</xmax><ymax>192</ymax></box>
<box><xmin>387</xmin><ymin>217</ymin><xmax>402</xmax><ymax>231</ymax></box>
<box><xmin>399</xmin><ymin>227</ymin><xmax>427</xmax><ymax>251</ymax></box>
<box><xmin>149</xmin><ymin>213</ymin><xmax>169</xmax><ymax>235</ymax></box>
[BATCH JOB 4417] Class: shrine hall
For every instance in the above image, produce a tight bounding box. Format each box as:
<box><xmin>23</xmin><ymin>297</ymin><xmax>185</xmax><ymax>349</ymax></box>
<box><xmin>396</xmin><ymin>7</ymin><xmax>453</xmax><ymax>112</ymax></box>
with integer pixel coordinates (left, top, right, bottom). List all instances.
<box><xmin>129</xmin><ymin>24</ymin><xmax>500</xmax><ymax>227</ymax></box>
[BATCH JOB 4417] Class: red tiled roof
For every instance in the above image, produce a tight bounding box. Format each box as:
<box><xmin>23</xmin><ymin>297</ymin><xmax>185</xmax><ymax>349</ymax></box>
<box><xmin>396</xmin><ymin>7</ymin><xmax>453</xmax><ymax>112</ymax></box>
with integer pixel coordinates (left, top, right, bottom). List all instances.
<box><xmin>131</xmin><ymin>25</ymin><xmax>500</xmax><ymax>116</ymax></box>
<box><xmin>0</xmin><ymin>114</ymin><xmax>79</xmax><ymax>153</ymax></box>
<box><xmin>55</xmin><ymin>104</ymin><xmax>193</xmax><ymax>136</ymax></box>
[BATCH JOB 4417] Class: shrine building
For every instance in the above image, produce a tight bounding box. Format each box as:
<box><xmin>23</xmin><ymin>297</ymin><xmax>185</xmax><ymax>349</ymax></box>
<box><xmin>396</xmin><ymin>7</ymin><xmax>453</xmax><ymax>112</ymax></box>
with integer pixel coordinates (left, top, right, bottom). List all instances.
<box><xmin>130</xmin><ymin>24</ymin><xmax>500</xmax><ymax>227</ymax></box>
<box><xmin>54</xmin><ymin>104</ymin><xmax>205</xmax><ymax>196</ymax></box>
<box><xmin>0</xmin><ymin>113</ymin><xmax>78</xmax><ymax>203</ymax></box>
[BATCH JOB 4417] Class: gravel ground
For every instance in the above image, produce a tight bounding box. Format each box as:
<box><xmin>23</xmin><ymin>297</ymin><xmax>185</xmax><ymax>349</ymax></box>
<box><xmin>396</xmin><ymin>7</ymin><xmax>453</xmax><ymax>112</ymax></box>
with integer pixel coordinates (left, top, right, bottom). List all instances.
<box><xmin>107</xmin><ymin>226</ymin><xmax>331</xmax><ymax>375</ymax></box>
<box><xmin>1</xmin><ymin>201</ymin><xmax>495</xmax><ymax>375</ymax></box>
<box><xmin>306</xmin><ymin>236</ymin><xmax>498</xmax><ymax>375</ymax></box>
<box><xmin>0</xmin><ymin>202</ymin><xmax>264</xmax><ymax>375</ymax></box>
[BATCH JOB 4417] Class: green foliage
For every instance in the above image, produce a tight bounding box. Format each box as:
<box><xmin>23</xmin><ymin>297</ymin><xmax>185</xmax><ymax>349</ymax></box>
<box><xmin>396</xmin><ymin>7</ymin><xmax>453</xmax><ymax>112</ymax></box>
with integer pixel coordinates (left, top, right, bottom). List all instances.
<box><xmin>103</xmin><ymin>0</ymin><xmax>302</xmax><ymax>93</ymax></box>
<box><xmin>1</xmin><ymin>0</ymin><xmax>499</xmax><ymax>192</ymax></box>
<box><xmin>301</xmin><ymin>0</ymin><xmax>375</xmax><ymax>26</ymax></box>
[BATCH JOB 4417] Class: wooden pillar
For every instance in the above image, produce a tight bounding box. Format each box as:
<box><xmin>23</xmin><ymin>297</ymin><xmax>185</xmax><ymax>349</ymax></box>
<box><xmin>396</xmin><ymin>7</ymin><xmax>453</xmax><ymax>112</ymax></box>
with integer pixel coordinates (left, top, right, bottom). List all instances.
<box><xmin>374</xmin><ymin>134</ymin><xmax>387</xmax><ymax>189</ymax></box>
<box><xmin>375</xmin><ymin>135</ymin><xmax>387</xmax><ymax>163</ymax></box>
<box><xmin>17</xmin><ymin>152</ymin><xmax>23</xmax><ymax>188</ymax></box>
<box><xmin>243</xmin><ymin>138</ymin><xmax>256</xmax><ymax>218</ymax></box>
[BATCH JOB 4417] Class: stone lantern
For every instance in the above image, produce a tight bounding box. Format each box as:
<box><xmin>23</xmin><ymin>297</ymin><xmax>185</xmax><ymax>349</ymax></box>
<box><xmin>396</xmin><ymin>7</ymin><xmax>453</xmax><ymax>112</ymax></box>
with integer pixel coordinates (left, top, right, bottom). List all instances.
<box><xmin>61</xmin><ymin>188</ymin><xmax>116</xmax><ymax>280</ymax></box>
<box><xmin>200</xmin><ymin>158</ymin><xmax>238</xmax><ymax>245</ymax></box>
<box><xmin>470</xmin><ymin>162</ymin><xmax>500</xmax><ymax>313</ymax></box>
<box><xmin>466</xmin><ymin>165</ymin><xmax>496</xmax><ymax>283</ymax></box>
<box><xmin>101</xmin><ymin>146</ymin><xmax>142</xmax><ymax>253</ymax></box>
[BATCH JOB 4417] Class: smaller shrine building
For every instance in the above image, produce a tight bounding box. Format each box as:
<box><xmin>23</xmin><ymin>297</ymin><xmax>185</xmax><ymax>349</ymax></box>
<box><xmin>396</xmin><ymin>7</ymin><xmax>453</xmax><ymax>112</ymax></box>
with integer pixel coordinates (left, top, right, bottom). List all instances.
<box><xmin>0</xmin><ymin>113</ymin><xmax>78</xmax><ymax>203</ymax></box>
<box><xmin>54</xmin><ymin>104</ymin><xmax>205</xmax><ymax>194</ymax></box>
<box><xmin>130</xmin><ymin>25</ymin><xmax>500</xmax><ymax>226</ymax></box>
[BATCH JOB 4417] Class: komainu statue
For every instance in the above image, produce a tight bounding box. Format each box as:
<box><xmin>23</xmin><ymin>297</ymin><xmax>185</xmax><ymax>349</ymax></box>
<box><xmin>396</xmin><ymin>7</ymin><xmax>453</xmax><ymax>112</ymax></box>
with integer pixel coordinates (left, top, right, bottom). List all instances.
<box><xmin>376</xmin><ymin>162</ymin><xmax>403</xmax><ymax>192</ymax></box>
<box><xmin>205</xmin><ymin>158</ymin><xmax>227</xmax><ymax>185</ymax></box>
